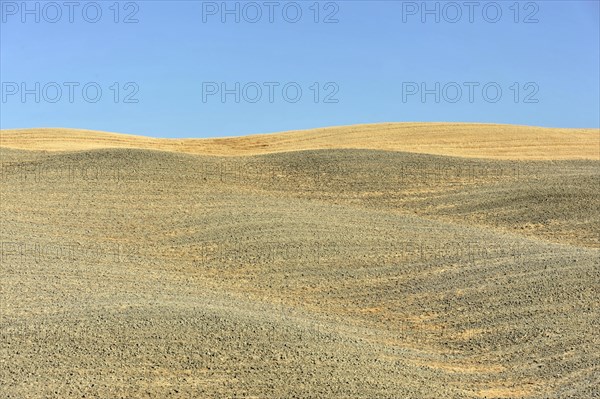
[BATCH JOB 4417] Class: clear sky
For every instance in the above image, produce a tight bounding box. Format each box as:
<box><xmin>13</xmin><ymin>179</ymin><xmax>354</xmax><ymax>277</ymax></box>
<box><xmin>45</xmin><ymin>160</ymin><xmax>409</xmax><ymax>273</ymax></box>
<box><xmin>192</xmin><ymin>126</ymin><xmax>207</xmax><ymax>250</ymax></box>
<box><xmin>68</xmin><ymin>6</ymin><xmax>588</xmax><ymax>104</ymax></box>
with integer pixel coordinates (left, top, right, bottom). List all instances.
<box><xmin>1</xmin><ymin>0</ymin><xmax>599</xmax><ymax>138</ymax></box>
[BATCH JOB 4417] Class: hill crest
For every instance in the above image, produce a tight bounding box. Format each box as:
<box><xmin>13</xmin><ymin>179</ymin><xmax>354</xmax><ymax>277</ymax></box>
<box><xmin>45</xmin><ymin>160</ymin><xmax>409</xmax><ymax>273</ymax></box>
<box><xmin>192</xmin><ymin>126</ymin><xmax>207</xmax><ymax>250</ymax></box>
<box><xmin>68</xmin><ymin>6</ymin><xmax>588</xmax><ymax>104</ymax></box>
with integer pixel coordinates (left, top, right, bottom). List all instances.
<box><xmin>1</xmin><ymin>123</ymin><xmax>598</xmax><ymax>160</ymax></box>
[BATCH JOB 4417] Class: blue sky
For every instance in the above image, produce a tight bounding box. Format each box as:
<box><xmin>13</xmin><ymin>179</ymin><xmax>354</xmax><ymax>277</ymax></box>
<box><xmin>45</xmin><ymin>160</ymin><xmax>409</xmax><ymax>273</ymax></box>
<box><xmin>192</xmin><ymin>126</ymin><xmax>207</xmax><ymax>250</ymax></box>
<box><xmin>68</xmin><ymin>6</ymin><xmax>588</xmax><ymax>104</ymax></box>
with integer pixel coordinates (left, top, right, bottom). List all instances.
<box><xmin>1</xmin><ymin>0</ymin><xmax>599</xmax><ymax>138</ymax></box>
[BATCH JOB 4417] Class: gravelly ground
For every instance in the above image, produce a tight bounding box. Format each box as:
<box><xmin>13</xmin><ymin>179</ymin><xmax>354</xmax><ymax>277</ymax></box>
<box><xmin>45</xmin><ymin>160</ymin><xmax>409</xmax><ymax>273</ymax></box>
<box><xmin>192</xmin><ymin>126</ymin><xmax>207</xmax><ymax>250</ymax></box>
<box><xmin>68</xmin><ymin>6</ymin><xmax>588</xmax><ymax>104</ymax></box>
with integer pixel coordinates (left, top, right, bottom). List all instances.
<box><xmin>1</xmin><ymin>147</ymin><xmax>598</xmax><ymax>398</ymax></box>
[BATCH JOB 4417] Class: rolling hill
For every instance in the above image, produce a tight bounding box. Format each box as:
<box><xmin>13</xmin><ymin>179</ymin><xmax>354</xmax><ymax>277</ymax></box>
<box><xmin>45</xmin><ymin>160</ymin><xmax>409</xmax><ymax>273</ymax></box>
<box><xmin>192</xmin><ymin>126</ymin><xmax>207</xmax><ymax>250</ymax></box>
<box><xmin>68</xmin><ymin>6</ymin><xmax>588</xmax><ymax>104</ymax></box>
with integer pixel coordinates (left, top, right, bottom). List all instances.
<box><xmin>1</xmin><ymin>123</ymin><xmax>598</xmax><ymax>398</ymax></box>
<box><xmin>2</xmin><ymin>123</ymin><xmax>598</xmax><ymax>159</ymax></box>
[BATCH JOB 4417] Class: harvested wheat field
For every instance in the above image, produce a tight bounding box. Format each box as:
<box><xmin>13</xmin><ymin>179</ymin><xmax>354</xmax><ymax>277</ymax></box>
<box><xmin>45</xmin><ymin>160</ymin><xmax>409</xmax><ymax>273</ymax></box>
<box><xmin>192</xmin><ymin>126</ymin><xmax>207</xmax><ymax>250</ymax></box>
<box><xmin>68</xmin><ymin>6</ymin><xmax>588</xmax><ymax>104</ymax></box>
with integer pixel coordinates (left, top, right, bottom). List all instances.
<box><xmin>0</xmin><ymin>123</ymin><xmax>599</xmax><ymax>398</ymax></box>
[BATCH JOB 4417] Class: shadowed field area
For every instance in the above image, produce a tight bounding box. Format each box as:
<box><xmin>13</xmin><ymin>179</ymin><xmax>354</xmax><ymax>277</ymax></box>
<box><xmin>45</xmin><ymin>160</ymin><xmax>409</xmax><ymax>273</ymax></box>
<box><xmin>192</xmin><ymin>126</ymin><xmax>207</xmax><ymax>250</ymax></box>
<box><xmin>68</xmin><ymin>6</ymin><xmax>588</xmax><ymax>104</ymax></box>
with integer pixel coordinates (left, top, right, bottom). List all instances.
<box><xmin>1</xmin><ymin>124</ymin><xmax>598</xmax><ymax>398</ymax></box>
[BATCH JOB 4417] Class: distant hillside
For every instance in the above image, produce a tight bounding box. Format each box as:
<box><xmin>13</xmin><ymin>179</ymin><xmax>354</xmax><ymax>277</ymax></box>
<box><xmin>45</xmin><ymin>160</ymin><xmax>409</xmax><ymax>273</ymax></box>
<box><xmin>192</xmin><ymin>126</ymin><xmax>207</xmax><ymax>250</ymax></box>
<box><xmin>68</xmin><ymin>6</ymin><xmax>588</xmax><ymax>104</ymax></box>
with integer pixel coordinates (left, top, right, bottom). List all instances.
<box><xmin>2</xmin><ymin>123</ymin><xmax>598</xmax><ymax>160</ymax></box>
